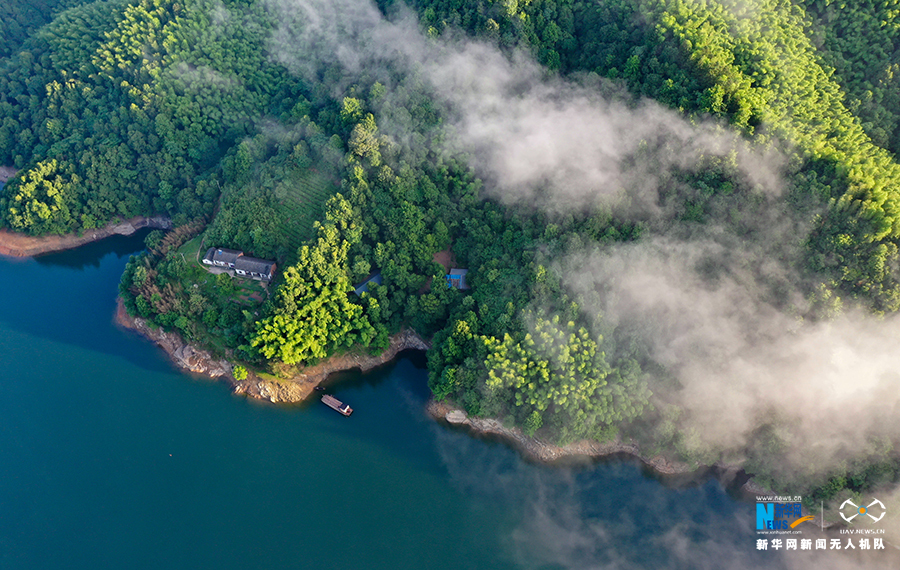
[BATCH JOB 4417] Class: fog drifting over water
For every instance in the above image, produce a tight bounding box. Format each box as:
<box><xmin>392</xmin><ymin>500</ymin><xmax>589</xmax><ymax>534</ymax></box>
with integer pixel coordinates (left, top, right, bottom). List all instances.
<box><xmin>432</xmin><ymin>424</ymin><xmax>895</xmax><ymax>569</ymax></box>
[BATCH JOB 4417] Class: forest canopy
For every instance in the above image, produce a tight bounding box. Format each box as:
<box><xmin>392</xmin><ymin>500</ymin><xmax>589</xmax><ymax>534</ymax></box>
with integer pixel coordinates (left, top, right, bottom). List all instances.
<box><xmin>6</xmin><ymin>0</ymin><xmax>900</xmax><ymax>504</ymax></box>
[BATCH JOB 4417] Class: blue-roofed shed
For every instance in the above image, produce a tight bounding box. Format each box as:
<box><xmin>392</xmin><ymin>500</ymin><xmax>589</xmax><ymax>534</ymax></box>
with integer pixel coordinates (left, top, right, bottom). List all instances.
<box><xmin>353</xmin><ymin>272</ymin><xmax>382</xmax><ymax>296</ymax></box>
<box><xmin>446</xmin><ymin>268</ymin><xmax>470</xmax><ymax>290</ymax></box>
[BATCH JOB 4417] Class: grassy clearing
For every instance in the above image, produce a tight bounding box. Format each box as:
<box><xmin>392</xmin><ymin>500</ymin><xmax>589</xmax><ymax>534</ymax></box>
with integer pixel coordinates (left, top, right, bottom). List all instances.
<box><xmin>204</xmin><ymin>165</ymin><xmax>337</xmax><ymax>265</ymax></box>
<box><xmin>275</xmin><ymin>169</ymin><xmax>336</xmax><ymax>258</ymax></box>
<box><xmin>177</xmin><ymin>234</ymin><xmax>205</xmax><ymax>266</ymax></box>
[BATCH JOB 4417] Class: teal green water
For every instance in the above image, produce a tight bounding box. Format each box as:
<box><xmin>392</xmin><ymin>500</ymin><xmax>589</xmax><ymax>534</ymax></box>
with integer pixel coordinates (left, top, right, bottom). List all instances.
<box><xmin>0</xmin><ymin>237</ymin><xmax>880</xmax><ymax>569</ymax></box>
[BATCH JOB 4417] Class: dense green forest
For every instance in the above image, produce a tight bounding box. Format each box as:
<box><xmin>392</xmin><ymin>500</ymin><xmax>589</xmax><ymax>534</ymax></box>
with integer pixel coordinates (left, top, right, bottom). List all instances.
<box><xmin>4</xmin><ymin>0</ymin><xmax>900</xmax><ymax>505</ymax></box>
<box><xmin>0</xmin><ymin>0</ymin><xmax>93</xmax><ymax>59</ymax></box>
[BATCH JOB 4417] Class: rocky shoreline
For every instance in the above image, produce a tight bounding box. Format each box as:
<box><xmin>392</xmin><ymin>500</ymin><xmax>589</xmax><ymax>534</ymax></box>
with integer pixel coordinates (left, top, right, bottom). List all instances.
<box><xmin>0</xmin><ymin>216</ymin><xmax>172</xmax><ymax>257</ymax></box>
<box><xmin>0</xmin><ymin>191</ymin><xmax>786</xmax><ymax>488</ymax></box>
<box><xmin>115</xmin><ymin>298</ymin><xmax>233</xmax><ymax>378</ymax></box>
<box><xmin>238</xmin><ymin>329</ymin><xmax>430</xmax><ymax>403</ymax></box>
<box><xmin>427</xmin><ymin>400</ymin><xmax>780</xmax><ymax>498</ymax></box>
<box><xmin>427</xmin><ymin>400</ymin><xmax>698</xmax><ymax>474</ymax></box>
<box><xmin>114</xmin><ymin>297</ymin><xmax>430</xmax><ymax>403</ymax></box>
<box><xmin>115</xmin><ymin>297</ymin><xmax>773</xmax><ymax>490</ymax></box>
<box><xmin>115</xmin><ymin>296</ymin><xmax>771</xmax><ymax>487</ymax></box>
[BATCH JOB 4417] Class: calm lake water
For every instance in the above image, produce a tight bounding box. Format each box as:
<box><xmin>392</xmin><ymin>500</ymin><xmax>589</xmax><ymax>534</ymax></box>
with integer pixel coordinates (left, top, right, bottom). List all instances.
<box><xmin>0</xmin><ymin>236</ymin><xmax>887</xmax><ymax>569</ymax></box>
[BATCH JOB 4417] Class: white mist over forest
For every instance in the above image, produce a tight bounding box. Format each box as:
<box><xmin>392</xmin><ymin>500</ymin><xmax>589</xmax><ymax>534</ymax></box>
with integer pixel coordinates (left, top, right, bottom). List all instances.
<box><xmin>263</xmin><ymin>0</ymin><xmax>900</xmax><ymax>520</ymax></box>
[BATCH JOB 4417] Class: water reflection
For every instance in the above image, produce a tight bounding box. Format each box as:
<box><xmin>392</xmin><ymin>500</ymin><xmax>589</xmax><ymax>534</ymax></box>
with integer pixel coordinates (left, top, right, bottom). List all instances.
<box><xmin>429</xmin><ymin>409</ymin><xmax>900</xmax><ymax>569</ymax></box>
<box><xmin>34</xmin><ymin>228</ymin><xmax>151</xmax><ymax>270</ymax></box>
<box><xmin>0</xmin><ymin>230</ymin><xmax>171</xmax><ymax>375</ymax></box>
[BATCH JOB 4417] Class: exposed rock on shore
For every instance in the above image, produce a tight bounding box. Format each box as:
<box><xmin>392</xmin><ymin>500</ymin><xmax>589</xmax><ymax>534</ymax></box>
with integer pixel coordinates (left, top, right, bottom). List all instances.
<box><xmin>115</xmin><ymin>299</ymin><xmax>231</xmax><ymax>378</ymax></box>
<box><xmin>115</xmin><ymin>297</ymin><xmax>429</xmax><ymax>403</ymax></box>
<box><xmin>428</xmin><ymin>401</ymin><xmax>789</xmax><ymax>495</ymax></box>
<box><xmin>429</xmin><ymin>400</ymin><xmax>699</xmax><ymax>474</ymax></box>
<box><xmin>241</xmin><ymin>329</ymin><xmax>431</xmax><ymax>403</ymax></box>
<box><xmin>0</xmin><ymin>216</ymin><xmax>172</xmax><ymax>257</ymax></box>
<box><xmin>115</xmin><ymin>294</ymin><xmax>730</xmax><ymax>478</ymax></box>
<box><xmin>116</xmin><ymin>295</ymin><xmax>773</xmax><ymax>488</ymax></box>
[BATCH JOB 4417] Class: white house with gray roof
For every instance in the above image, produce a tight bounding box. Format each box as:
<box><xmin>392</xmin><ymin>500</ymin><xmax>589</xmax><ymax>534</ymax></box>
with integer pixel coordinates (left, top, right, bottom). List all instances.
<box><xmin>202</xmin><ymin>248</ymin><xmax>277</xmax><ymax>281</ymax></box>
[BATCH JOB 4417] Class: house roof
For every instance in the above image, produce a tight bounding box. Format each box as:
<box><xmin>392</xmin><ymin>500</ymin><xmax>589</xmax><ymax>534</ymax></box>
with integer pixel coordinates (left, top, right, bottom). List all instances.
<box><xmin>448</xmin><ymin>268</ymin><xmax>469</xmax><ymax>290</ymax></box>
<box><xmin>235</xmin><ymin>256</ymin><xmax>275</xmax><ymax>275</ymax></box>
<box><xmin>353</xmin><ymin>272</ymin><xmax>382</xmax><ymax>296</ymax></box>
<box><xmin>206</xmin><ymin>247</ymin><xmax>243</xmax><ymax>265</ymax></box>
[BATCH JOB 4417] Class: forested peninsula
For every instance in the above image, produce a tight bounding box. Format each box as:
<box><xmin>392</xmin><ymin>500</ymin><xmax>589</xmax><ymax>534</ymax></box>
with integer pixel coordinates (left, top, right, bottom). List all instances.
<box><xmin>5</xmin><ymin>0</ymin><xmax>900</xmax><ymax>516</ymax></box>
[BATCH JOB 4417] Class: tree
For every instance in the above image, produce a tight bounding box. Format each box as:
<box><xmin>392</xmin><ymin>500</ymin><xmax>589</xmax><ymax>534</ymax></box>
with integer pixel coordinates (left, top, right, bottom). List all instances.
<box><xmin>524</xmin><ymin>410</ymin><xmax>543</xmax><ymax>436</ymax></box>
<box><xmin>251</xmin><ymin>196</ymin><xmax>375</xmax><ymax>364</ymax></box>
<box><xmin>4</xmin><ymin>159</ymin><xmax>80</xmax><ymax>235</ymax></box>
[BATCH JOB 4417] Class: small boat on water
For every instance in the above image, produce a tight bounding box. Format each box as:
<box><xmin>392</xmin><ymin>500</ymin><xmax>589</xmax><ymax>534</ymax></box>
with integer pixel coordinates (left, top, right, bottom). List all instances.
<box><xmin>321</xmin><ymin>394</ymin><xmax>352</xmax><ymax>416</ymax></box>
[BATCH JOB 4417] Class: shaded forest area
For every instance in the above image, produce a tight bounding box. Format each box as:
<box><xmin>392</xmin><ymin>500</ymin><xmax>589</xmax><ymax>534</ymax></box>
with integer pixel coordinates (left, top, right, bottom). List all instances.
<box><xmin>4</xmin><ymin>0</ymin><xmax>900</xmax><ymax>505</ymax></box>
<box><xmin>0</xmin><ymin>0</ymin><xmax>92</xmax><ymax>59</ymax></box>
